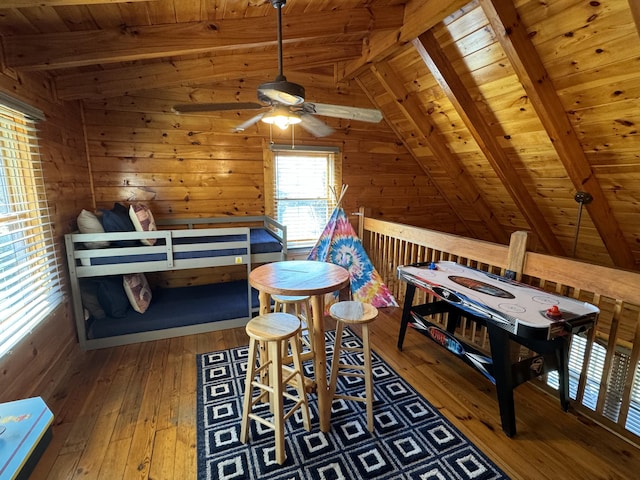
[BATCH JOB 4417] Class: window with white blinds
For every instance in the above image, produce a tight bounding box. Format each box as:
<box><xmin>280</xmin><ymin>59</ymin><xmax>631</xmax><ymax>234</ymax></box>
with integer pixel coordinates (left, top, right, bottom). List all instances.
<box><xmin>270</xmin><ymin>146</ymin><xmax>341</xmax><ymax>249</ymax></box>
<box><xmin>0</xmin><ymin>100</ymin><xmax>63</xmax><ymax>357</ymax></box>
<box><xmin>626</xmin><ymin>360</ymin><xmax>640</xmax><ymax>434</ymax></box>
<box><xmin>547</xmin><ymin>333</ymin><xmax>640</xmax><ymax>436</ymax></box>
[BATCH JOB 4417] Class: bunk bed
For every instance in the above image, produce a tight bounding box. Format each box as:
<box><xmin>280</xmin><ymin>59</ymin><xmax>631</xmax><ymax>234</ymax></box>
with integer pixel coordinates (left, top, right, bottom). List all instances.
<box><xmin>65</xmin><ymin>213</ymin><xmax>287</xmax><ymax>350</ymax></box>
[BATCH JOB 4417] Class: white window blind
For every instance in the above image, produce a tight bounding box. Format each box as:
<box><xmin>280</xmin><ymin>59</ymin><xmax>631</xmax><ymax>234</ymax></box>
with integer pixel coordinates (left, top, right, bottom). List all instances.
<box><xmin>0</xmin><ymin>101</ymin><xmax>63</xmax><ymax>357</ymax></box>
<box><xmin>547</xmin><ymin>333</ymin><xmax>640</xmax><ymax>436</ymax></box>
<box><xmin>626</xmin><ymin>360</ymin><xmax>640</xmax><ymax>434</ymax></box>
<box><xmin>270</xmin><ymin>146</ymin><xmax>340</xmax><ymax>249</ymax></box>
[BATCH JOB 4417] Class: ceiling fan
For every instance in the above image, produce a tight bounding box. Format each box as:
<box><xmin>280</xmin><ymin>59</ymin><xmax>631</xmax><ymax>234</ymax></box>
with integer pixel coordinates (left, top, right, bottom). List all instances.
<box><xmin>172</xmin><ymin>0</ymin><xmax>383</xmax><ymax>138</ymax></box>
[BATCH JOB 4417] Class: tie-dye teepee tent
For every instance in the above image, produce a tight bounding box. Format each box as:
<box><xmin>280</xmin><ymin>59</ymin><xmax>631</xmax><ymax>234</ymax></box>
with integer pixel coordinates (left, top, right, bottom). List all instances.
<box><xmin>307</xmin><ymin>186</ymin><xmax>397</xmax><ymax>309</ymax></box>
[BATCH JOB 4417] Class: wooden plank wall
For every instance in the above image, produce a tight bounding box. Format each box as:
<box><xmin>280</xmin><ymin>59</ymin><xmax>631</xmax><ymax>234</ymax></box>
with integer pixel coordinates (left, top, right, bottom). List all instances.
<box><xmin>0</xmin><ymin>67</ymin><xmax>91</xmax><ymax>403</ymax></box>
<box><xmin>81</xmin><ymin>76</ymin><xmax>462</xmax><ymax>229</ymax></box>
<box><xmin>80</xmin><ymin>75</ymin><xmax>472</xmax><ymax>256</ymax></box>
<box><xmin>81</xmin><ymin>77</ymin><xmax>465</xmax><ymax>286</ymax></box>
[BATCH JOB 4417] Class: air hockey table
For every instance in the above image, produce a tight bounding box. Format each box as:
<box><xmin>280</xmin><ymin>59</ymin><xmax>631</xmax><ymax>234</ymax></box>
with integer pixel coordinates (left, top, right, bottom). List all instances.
<box><xmin>397</xmin><ymin>261</ymin><xmax>599</xmax><ymax>436</ymax></box>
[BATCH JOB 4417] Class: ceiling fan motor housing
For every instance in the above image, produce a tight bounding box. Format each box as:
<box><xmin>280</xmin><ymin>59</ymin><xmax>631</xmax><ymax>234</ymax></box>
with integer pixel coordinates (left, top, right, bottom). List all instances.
<box><xmin>257</xmin><ymin>78</ymin><xmax>305</xmax><ymax>106</ymax></box>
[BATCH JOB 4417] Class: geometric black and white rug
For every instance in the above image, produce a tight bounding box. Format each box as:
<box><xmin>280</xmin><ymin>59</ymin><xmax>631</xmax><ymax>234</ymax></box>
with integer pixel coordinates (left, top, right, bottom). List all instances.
<box><xmin>197</xmin><ymin>328</ymin><xmax>510</xmax><ymax>480</ymax></box>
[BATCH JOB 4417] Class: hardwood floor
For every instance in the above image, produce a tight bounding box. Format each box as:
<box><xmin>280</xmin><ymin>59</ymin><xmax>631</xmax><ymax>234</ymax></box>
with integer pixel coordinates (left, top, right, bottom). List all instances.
<box><xmin>30</xmin><ymin>307</ymin><xmax>639</xmax><ymax>480</ymax></box>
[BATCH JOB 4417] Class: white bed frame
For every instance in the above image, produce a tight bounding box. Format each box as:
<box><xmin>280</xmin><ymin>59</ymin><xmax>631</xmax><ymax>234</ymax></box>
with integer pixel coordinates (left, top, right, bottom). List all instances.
<box><xmin>64</xmin><ymin>215</ymin><xmax>286</xmax><ymax>350</ymax></box>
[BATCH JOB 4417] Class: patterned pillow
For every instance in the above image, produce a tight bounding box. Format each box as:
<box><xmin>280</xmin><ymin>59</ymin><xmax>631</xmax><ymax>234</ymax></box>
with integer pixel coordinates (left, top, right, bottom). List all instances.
<box><xmin>129</xmin><ymin>203</ymin><xmax>157</xmax><ymax>246</ymax></box>
<box><xmin>77</xmin><ymin>209</ymin><xmax>109</xmax><ymax>248</ymax></box>
<box><xmin>123</xmin><ymin>273</ymin><xmax>152</xmax><ymax>314</ymax></box>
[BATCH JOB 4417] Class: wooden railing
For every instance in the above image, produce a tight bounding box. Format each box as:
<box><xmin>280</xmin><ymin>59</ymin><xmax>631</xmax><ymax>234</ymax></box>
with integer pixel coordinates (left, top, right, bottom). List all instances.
<box><xmin>357</xmin><ymin>209</ymin><xmax>640</xmax><ymax>445</ymax></box>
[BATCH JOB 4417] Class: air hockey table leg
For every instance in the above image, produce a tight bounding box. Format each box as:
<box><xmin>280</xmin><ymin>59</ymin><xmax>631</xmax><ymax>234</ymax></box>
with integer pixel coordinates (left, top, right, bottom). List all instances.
<box><xmin>487</xmin><ymin>323</ymin><xmax>517</xmax><ymax>437</ymax></box>
<box><xmin>397</xmin><ymin>283</ymin><xmax>416</xmax><ymax>351</ymax></box>
<box><xmin>555</xmin><ymin>336</ymin><xmax>570</xmax><ymax>411</ymax></box>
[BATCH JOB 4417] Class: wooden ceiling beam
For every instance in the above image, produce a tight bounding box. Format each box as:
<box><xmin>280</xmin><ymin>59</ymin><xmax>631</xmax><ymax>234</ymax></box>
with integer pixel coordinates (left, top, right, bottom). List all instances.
<box><xmin>414</xmin><ymin>30</ymin><xmax>566</xmax><ymax>257</ymax></box>
<box><xmin>3</xmin><ymin>7</ymin><xmax>403</xmax><ymax>71</ymax></box>
<box><xmin>630</xmin><ymin>0</ymin><xmax>640</xmax><ymax>40</ymax></box>
<box><xmin>1</xmin><ymin>0</ymin><xmax>152</xmax><ymax>6</ymax></box>
<box><xmin>340</xmin><ymin>0</ymin><xmax>470</xmax><ymax>80</ymax></box>
<box><xmin>369</xmin><ymin>61</ymin><xmax>509</xmax><ymax>245</ymax></box>
<box><xmin>55</xmin><ymin>43</ymin><xmax>362</xmax><ymax>100</ymax></box>
<box><xmin>480</xmin><ymin>0</ymin><xmax>636</xmax><ymax>269</ymax></box>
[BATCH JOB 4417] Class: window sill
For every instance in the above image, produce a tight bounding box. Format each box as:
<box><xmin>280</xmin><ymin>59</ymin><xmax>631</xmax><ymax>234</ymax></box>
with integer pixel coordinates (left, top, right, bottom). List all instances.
<box><xmin>286</xmin><ymin>247</ymin><xmax>312</xmax><ymax>261</ymax></box>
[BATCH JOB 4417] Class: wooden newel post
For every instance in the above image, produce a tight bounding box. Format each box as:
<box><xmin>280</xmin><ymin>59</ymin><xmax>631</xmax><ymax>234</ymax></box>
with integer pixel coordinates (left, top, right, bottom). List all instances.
<box><xmin>357</xmin><ymin>206</ymin><xmax>365</xmax><ymax>240</ymax></box>
<box><xmin>505</xmin><ymin>231</ymin><xmax>529</xmax><ymax>281</ymax></box>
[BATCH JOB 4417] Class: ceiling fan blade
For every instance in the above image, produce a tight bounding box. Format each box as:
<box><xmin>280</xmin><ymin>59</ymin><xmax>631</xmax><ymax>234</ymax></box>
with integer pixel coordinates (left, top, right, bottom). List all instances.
<box><xmin>299</xmin><ymin>114</ymin><xmax>334</xmax><ymax>138</ymax></box>
<box><xmin>304</xmin><ymin>102</ymin><xmax>383</xmax><ymax>123</ymax></box>
<box><xmin>172</xmin><ymin>102</ymin><xmax>263</xmax><ymax>114</ymax></box>
<box><xmin>234</xmin><ymin>113</ymin><xmax>266</xmax><ymax>132</ymax></box>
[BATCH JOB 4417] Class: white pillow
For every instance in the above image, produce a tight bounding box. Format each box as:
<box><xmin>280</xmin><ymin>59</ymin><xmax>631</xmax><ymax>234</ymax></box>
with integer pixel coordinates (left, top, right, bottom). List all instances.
<box><xmin>77</xmin><ymin>209</ymin><xmax>109</xmax><ymax>248</ymax></box>
<box><xmin>123</xmin><ymin>273</ymin><xmax>152</xmax><ymax>314</ymax></box>
<box><xmin>129</xmin><ymin>203</ymin><xmax>157</xmax><ymax>246</ymax></box>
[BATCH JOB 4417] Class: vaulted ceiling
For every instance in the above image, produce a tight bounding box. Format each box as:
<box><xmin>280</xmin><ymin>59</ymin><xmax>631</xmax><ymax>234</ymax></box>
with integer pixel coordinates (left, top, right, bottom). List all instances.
<box><xmin>1</xmin><ymin>0</ymin><xmax>639</xmax><ymax>271</ymax></box>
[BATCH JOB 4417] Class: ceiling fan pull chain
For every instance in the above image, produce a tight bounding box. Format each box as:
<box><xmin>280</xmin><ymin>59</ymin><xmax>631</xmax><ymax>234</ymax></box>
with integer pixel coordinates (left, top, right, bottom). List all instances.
<box><xmin>291</xmin><ymin>122</ymin><xmax>295</xmax><ymax>148</ymax></box>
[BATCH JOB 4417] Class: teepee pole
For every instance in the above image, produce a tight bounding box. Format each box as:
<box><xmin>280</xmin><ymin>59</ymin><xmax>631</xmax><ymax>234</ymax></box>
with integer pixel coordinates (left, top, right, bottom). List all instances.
<box><xmin>332</xmin><ymin>184</ymin><xmax>348</xmax><ymax>208</ymax></box>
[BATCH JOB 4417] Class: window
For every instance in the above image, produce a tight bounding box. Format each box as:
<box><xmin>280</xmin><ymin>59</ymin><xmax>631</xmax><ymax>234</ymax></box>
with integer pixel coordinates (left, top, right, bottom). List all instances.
<box><xmin>0</xmin><ymin>99</ymin><xmax>63</xmax><ymax>357</ymax></box>
<box><xmin>547</xmin><ymin>333</ymin><xmax>640</xmax><ymax>437</ymax></box>
<box><xmin>266</xmin><ymin>145</ymin><xmax>341</xmax><ymax>249</ymax></box>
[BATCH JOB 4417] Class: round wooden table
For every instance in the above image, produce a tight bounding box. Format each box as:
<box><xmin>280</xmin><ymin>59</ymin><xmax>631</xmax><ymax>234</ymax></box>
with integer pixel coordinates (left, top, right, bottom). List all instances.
<box><xmin>249</xmin><ymin>260</ymin><xmax>350</xmax><ymax>432</ymax></box>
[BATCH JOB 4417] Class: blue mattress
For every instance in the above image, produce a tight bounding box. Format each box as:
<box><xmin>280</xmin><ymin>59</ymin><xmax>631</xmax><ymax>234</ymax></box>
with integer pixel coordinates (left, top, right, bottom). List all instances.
<box><xmin>248</xmin><ymin>227</ymin><xmax>283</xmax><ymax>253</ymax></box>
<box><xmin>86</xmin><ymin>227</ymin><xmax>282</xmax><ymax>266</ymax></box>
<box><xmin>87</xmin><ymin>281</ymin><xmax>260</xmax><ymax>339</ymax></box>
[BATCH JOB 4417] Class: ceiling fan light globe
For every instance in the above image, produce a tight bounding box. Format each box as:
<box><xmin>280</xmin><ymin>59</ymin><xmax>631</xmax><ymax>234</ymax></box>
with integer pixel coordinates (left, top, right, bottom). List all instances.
<box><xmin>261</xmin><ymin>106</ymin><xmax>301</xmax><ymax>130</ymax></box>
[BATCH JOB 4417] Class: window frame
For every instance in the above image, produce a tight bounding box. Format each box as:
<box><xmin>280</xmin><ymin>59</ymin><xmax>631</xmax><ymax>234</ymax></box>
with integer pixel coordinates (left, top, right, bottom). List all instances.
<box><xmin>0</xmin><ymin>97</ymin><xmax>62</xmax><ymax>358</ymax></box>
<box><xmin>264</xmin><ymin>142</ymin><xmax>342</xmax><ymax>249</ymax></box>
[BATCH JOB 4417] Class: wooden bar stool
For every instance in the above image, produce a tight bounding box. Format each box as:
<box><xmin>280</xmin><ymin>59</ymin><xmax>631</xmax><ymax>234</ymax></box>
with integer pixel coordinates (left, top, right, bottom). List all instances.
<box><xmin>328</xmin><ymin>301</ymin><xmax>379</xmax><ymax>432</ymax></box>
<box><xmin>240</xmin><ymin>312</ymin><xmax>311</xmax><ymax>465</ymax></box>
<box><xmin>272</xmin><ymin>294</ymin><xmax>314</xmax><ymax>363</ymax></box>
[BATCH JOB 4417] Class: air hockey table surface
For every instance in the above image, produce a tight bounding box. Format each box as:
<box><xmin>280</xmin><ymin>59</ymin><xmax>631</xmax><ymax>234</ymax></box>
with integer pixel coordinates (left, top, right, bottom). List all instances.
<box><xmin>398</xmin><ymin>261</ymin><xmax>599</xmax><ymax>340</ymax></box>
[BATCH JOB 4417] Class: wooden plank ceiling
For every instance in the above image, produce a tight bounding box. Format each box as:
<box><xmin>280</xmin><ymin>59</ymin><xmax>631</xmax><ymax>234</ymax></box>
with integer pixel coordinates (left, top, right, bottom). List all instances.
<box><xmin>0</xmin><ymin>0</ymin><xmax>639</xmax><ymax>271</ymax></box>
